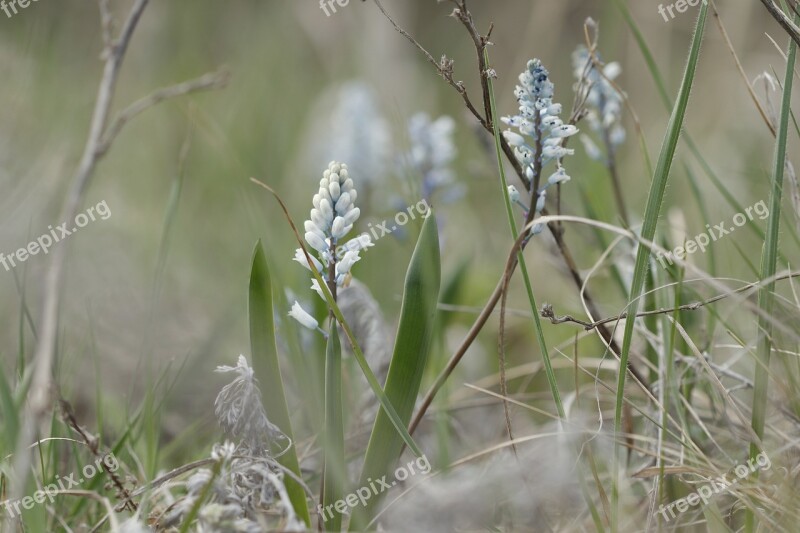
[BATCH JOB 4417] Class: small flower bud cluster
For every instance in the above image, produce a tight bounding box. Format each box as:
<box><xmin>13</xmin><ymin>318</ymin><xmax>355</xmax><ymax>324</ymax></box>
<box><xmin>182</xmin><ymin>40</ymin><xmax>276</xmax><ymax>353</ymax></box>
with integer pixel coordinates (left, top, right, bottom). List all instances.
<box><xmin>502</xmin><ymin>59</ymin><xmax>577</xmax><ymax>234</ymax></box>
<box><xmin>289</xmin><ymin>161</ymin><xmax>374</xmax><ymax>332</ymax></box>
<box><xmin>407</xmin><ymin>113</ymin><xmax>462</xmax><ymax>202</ymax></box>
<box><xmin>572</xmin><ymin>46</ymin><xmax>625</xmax><ymax>159</ymax></box>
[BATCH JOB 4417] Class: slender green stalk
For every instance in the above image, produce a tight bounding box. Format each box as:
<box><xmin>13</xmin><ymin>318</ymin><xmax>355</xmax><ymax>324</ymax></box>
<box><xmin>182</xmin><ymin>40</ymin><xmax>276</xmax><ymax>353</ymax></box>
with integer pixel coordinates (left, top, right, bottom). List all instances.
<box><xmin>322</xmin><ymin>327</ymin><xmax>345</xmax><ymax>531</ymax></box>
<box><xmin>746</xmin><ymin>22</ymin><xmax>797</xmax><ymax>533</ymax></box>
<box><xmin>611</xmin><ymin>6</ymin><xmax>708</xmax><ymax>530</ymax></box>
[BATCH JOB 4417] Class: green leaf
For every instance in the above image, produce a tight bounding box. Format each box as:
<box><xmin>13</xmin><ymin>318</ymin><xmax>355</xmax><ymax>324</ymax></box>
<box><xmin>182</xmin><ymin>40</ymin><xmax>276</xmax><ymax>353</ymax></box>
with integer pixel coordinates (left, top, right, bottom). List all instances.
<box><xmin>322</xmin><ymin>325</ymin><xmax>345</xmax><ymax>531</ymax></box>
<box><xmin>249</xmin><ymin>240</ymin><xmax>310</xmax><ymax>526</ymax></box>
<box><xmin>350</xmin><ymin>214</ymin><xmax>441</xmax><ymax>529</ymax></box>
<box><xmin>612</xmin><ymin>5</ymin><xmax>708</xmax><ymax>530</ymax></box>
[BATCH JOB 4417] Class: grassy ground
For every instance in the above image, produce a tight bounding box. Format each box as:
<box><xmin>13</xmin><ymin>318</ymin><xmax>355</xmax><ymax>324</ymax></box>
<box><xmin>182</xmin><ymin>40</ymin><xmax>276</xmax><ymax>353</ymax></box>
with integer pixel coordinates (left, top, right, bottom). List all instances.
<box><xmin>1</xmin><ymin>0</ymin><xmax>799</xmax><ymax>531</ymax></box>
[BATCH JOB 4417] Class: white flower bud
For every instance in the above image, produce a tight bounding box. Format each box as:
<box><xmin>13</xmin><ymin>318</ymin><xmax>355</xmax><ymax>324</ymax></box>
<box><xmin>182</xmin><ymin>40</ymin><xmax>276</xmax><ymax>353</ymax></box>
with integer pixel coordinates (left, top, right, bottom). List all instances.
<box><xmin>305</xmin><ymin>231</ymin><xmax>329</xmax><ymax>253</ymax></box>
<box><xmin>507</xmin><ymin>185</ymin><xmax>521</xmax><ymax>203</ymax></box>
<box><xmin>293</xmin><ymin>248</ymin><xmax>323</xmax><ymax>272</ymax></box>
<box><xmin>304</xmin><ymin>220</ymin><xmax>326</xmax><ymax>241</ymax></box>
<box><xmin>289</xmin><ymin>301</ymin><xmax>318</xmax><ymax>330</ymax></box>
<box><xmin>336</xmin><ymin>250</ymin><xmax>361</xmax><ymax>277</ymax></box>
<box><xmin>547</xmin><ymin>169</ymin><xmax>571</xmax><ymax>186</ymax></box>
<box><xmin>319</xmin><ymin>198</ymin><xmax>333</xmax><ymax>223</ymax></box>
<box><xmin>329</xmin><ymin>181</ymin><xmax>341</xmax><ymax>202</ymax></box>
<box><xmin>318</xmin><ymin>187</ymin><xmax>332</xmax><ymax>205</ymax></box>
<box><xmin>311</xmin><ymin>279</ymin><xmax>325</xmax><ymax>300</ymax></box>
<box><xmin>551</xmin><ymin>124</ymin><xmax>579</xmax><ymax>138</ymax></box>
<box><xmin>331</xmin><ymin>216</ymin><xmax>347</xmax><ymax>240</ymax></box>
<box><xmin>310</xmin><ymin>208</ymin><xmax>328</xmax><ymax>231</ymax></box>
<box><xmin>335</xmin><ymin>192</ymin><xmax>351</xmax><ymax>215</ymax></box>
<box><xmin>535</xmin><ymin>190</ymin><xmax>546</xmax><ymax>213</ymax></box>
<box><xmin>343</xmin><ymin>206</ymin><xmax>360</xmax><ymax>226</ymax></box>
<box><xmin>503</xmin><ymin>130</ymin><xmax>527</xmax><ymax>147</ymax></box>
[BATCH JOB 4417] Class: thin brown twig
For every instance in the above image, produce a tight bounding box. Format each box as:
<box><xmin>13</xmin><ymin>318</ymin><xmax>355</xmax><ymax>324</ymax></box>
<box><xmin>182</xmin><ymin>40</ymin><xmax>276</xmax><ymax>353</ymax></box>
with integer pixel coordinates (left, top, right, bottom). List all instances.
<box><xmin>97</xmin><ymin>70</ymin><xmax>230</xmax><ymax>157</ymax></box>
<box><xmin>711</xmin><ymin>0</ymin><xmax>776</xmax><ymax>137</ymax></box>
<box><xmin>542</xmin><ymin>271</ymin><xmax>800</xmax><ymax>331</ymax></box>
<box><xmin>760</xmin><ymin>0</ymin><xmax>800</xmax><ymax>48</ymax></box>
<box><xmin>59</xmin><ymin>397</ymin><xmax>137</xmax><ymax>513</ymax></box>
<box><xmin>370</xmin><ymin>0</ymin><xmax>529</xmax><ymax>189</ymax></box>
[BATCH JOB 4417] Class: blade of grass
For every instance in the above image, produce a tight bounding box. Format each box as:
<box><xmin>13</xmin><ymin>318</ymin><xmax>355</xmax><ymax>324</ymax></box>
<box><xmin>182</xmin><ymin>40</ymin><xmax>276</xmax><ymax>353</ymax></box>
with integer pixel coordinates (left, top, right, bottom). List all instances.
<box><xmin>746</xmin><ymin>19</ymin><xmax>797</xmax><ymax>533</ymax></box>
<box><xmin>249</xmin><ymin>241</ymin><xmax>311</xmax><ymax>526</ymax></box>
<box><xmin>611</xmin><ymin>5</ymin><xmax>708</xmax><ymax>531</ymax></box>
<box><xmin>350</xmin><ymin>213</ymin><xmax>441</xmax><ymax>529</ymax></box>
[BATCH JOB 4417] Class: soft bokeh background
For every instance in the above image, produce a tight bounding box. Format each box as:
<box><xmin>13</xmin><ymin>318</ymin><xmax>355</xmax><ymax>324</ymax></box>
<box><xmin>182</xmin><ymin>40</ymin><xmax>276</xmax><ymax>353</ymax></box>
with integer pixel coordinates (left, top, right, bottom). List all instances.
<box><xmin>0</xmin><ymin>0</ymin><xmax>796</xmax><ymax>463</ymax></box>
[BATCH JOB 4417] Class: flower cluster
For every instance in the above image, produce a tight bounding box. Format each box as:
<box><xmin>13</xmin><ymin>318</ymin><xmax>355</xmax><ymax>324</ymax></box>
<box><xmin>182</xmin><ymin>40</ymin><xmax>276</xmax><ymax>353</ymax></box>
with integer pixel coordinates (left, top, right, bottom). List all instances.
<box><xmin>407</xmin><ymin>113</ymin><xmax>462</xmax><ymax>203</ymax></box>
<box><xmin>289</xmin><ymin>161</ymin><xmax>373</xmax><ymax>332</ymax></box>
<box><xmin>312</xmin><ymin>82</ymin><xmax>390</xmax><ymax>186</ymax></box>
<box><xmin>572</xmin><ymin>46</ymin><xmax>625</xmax><ymax>160</ymax></box>
<box><xmin>502</xmin><ymin>59</ymin><xmax>578</xmax><ymax>233</ymax></box>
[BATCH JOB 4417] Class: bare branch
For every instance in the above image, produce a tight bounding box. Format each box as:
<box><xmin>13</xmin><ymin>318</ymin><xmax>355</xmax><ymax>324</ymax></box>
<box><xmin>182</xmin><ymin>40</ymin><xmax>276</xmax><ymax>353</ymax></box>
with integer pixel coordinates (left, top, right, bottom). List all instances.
<box><xmin>97</xmin><ymin>69</ymin><xmax>230</xmax><ymax>156</ymax></box>
<box><xmin>542</xmin><ymin>271</ymin><xmax>800</xmax><ymax>331</ymax></box>
<box><xmin>761</xmin><ymin>0</ymin><xmax>800</xmax><ymax>47</ymax></box>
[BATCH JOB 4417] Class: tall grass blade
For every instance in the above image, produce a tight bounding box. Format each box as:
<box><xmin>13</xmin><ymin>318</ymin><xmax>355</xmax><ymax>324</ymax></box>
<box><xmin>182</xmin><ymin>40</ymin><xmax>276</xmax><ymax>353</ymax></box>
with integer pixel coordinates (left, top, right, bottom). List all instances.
<box><xmin>611</xmin><ymin>5</ymin><xmax>708</xmax><ymax>530</ymax></box>
<box><xmin>746</xmin><ymin>22</ymin><xmax>797</xmax><ymax>533</ymax></box>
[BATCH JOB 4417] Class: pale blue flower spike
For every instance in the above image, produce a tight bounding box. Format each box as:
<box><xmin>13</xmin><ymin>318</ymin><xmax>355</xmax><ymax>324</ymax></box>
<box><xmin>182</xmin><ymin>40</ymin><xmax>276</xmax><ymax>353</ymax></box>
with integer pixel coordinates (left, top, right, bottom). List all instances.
<box><xmin>572</xmin><ymin>45</ymin><xmax>626</xmax><ymax>151</ymax></box>
<box><xmin>502</xmin><ymin>59</ymin><xmax>579</xmax><ymax>239</ymax></box>
<box><xmin>407</xmin><ymin>113</ymin><xmax>458</xmax><ymax>202</ymax></box>
<box><xmin>290</xmin><ymin>161</ymin><xmax>368</xmax><ymax>327</ymax></box>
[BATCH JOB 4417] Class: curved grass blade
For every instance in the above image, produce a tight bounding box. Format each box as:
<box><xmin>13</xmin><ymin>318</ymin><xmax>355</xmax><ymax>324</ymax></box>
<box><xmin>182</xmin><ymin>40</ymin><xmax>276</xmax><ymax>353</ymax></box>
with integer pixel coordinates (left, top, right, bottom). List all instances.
<box><xmin>611</xmin><ymin>5</ymin><xmax>708</xmax><ymax>530</ymax></box>
<box><xmin>249</xmin><ymin>241</ymin><xmax>310</xmax><ymax>526</ymax></box>
<box><xmin>350</xmin><ymin>214</ymin><xmax>440</xmax><ymax>530</ymax></box>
